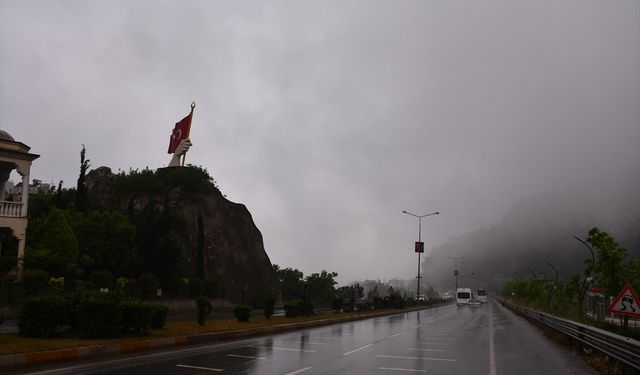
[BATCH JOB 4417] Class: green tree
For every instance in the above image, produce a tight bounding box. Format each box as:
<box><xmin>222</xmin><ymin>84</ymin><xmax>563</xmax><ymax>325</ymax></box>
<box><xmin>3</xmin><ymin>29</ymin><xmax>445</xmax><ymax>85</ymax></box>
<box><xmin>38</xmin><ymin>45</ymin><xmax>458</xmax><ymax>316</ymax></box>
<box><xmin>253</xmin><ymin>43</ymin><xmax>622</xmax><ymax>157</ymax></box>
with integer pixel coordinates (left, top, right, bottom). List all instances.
<box><xmin>196</xmin><ymin>211</ymin><xmax>205</xmax><ymax>280</ymax></box>
<box><xmin>130</xmin><ymin>200</ymin><xmax>182</xmax><ymax>291</ymax></box>
<box><xmin>587</xmin><ymin>227</ymin><xmax>629</xmax><ymax>298</ymax></box>
<box><xmin>76</xmin><ymin>145</ymin><xmax>90</xmax><ymax>214</ymax></box>
<box><xmin>273</xmin><ymin>265</ymin><xmax>304</xmax><ymax>301</ymax></box>
<box><xmin>26</xmin><ymin>209</ymin><xmax>80</xmax><ymax>276</ymax></box>
<box><xmin>305</xmin><ymin>270</ymin><xmax>338</xmax><ymax>306</ymax></box>
<box><xmin>70</xmin><ymin>211</ymin><xmax>140</xmax><ymax>276</ymax></box>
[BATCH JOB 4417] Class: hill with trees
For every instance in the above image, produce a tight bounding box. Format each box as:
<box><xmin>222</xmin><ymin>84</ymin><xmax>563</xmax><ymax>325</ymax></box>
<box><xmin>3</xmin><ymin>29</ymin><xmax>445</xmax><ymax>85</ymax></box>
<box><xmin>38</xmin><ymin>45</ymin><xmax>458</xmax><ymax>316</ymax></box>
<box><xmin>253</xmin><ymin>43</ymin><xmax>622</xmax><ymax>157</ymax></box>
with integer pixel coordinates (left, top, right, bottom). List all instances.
<box><xmin>19</xmin><ymin>164</ymin><xmax>280</xmax><ymax>305</ymax></box>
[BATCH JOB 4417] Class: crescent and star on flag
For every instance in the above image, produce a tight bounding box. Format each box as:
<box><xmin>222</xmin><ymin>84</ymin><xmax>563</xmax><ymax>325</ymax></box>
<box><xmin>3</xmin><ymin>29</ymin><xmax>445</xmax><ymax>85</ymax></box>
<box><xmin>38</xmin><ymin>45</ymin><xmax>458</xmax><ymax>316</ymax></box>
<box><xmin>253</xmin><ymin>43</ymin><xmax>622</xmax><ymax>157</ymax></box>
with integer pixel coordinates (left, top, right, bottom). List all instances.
<box><xmin>168</xmin><ymin>101</ymin><xmax>196</xmax><ymax>167</ymax></box>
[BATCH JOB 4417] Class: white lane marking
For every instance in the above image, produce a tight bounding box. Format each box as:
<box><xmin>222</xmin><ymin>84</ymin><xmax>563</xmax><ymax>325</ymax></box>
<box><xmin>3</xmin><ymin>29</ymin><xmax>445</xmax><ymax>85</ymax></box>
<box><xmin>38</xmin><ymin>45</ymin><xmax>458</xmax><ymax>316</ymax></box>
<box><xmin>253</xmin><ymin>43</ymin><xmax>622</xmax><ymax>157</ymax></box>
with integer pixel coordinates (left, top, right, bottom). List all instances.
<box><xmin>376</xmin><ymin>355</ymin><xmax>457</xmax><ymax>362</ymax></box>
<box><xmin>410</xmin><ymin>325</ymin><xmax>422</xmax><ymax>329</ymax></box>
<box><xmin>176</xmin><ymin>364</ymin><xmax>223</xmax><ymax>371</ymax></box>
<box><xmin>489</xmin><ymin>302</ymin><xmax>497</xmax><ymax>375</ymax></box>
<box><xmin>389</xmin><ymin>331</ymin><xmax>404</xmax><ymax>338</ymax></box>
<box><xmin>250</xmin><ymin>346</ymin><xmax>315</xmax><ymax>353</ymax></box>
<box><xmin>227</xmin><ymin>354</ymin><xmax>267</xmax><ymax>360</ymax></box>
<box><xmin>378</xmin><ymin>368</ymin><xmax>427</xmax><ymax>373</ymax></box>
<box><xmin>409</xmin><ymin>348</ymin><xmax>444</xmax><ymax>352</ymax></box>
<box><xmin>416</xmin><ymin>342</ymin><xmax>449</xmax><ymax>345</ymax></box>
<box><xmin>284</xmin><ymin>366</ymin><xmax>313</xmax><ymax>375</ymax></box>
<box><xmin>342</xmin><ymin>343</ymin><xmax>374</xmax><ymax>356</ymax></box>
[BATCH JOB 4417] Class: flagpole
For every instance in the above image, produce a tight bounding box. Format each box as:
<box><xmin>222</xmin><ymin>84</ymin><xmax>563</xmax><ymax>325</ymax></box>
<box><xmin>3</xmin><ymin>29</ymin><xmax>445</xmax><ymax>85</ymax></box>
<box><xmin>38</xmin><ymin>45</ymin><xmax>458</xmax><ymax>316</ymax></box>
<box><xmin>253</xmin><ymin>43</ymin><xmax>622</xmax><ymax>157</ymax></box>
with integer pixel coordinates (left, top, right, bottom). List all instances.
<box><xmin>181</xmin><ymin>101</ymin><xmax>196</xmax><ymax>166</ymax></box>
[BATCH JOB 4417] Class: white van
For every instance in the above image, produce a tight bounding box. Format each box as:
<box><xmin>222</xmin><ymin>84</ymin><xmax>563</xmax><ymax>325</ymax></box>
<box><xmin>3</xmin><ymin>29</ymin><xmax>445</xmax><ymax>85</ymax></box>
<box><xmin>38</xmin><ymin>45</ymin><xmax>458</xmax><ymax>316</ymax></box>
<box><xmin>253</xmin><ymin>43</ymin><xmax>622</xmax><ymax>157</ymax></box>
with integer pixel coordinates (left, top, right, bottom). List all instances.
<box><xmin>456</xmin><ymin>288</ymin><xmax>472</xmax><ymax>305</ymax></box>
<box><xmin>477</xmin><ymin>288</ymin><xmax>488</xmax><ymax>303</ymax></box>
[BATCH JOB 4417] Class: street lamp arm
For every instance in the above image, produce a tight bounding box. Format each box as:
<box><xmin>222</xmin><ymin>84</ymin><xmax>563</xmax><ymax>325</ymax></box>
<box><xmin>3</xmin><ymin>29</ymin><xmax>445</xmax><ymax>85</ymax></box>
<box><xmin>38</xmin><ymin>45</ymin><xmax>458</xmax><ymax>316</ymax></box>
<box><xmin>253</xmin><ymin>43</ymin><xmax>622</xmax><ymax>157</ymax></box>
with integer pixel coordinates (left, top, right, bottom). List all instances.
<box><xmin>573</xmin><ymin>235</ymin><xmax>595</xmax><ymax>267</ymax></box>
<box><xmin>402</xmin><ymin>210</ymin><xmax>440</xmax><ymax>218</ymax></box>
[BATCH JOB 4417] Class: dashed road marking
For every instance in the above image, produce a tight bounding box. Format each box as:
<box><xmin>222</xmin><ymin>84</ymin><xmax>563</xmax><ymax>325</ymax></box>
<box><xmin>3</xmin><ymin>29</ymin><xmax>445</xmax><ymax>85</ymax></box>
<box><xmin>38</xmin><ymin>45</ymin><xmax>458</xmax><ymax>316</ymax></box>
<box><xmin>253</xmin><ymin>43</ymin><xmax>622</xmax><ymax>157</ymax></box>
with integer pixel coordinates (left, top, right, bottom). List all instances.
<box><xmin>250</xmin><ymin>346</ymin><xmax>315</xmax><ymax>353</ymax></box>
<box><xmin>284</xmin><ymin>366</ymin><xmax>313</xmax><ymax>375</ymax></box>
<box><xmin>376</xmin><ymin>354</ymin><xmax>457</xmax><ymax>362</ymax></box>
<box><xmin>176</xmin><ymin>364</ymin><xmax>223</xmax><ymax>371</ymax></box>
<box><xmin>227</xmin><ymin>354</ymin><xmax>266</xmax><ymax>360</ymax></box>
<box><xmin>343</xmin><ymin>343</ymin><xmax>374</xmax><ymax>356</ymax></box>
<box><xmin>378</xmin><ymin>368</ymin><xmax>426</xmax><ymax>373</ymax></box>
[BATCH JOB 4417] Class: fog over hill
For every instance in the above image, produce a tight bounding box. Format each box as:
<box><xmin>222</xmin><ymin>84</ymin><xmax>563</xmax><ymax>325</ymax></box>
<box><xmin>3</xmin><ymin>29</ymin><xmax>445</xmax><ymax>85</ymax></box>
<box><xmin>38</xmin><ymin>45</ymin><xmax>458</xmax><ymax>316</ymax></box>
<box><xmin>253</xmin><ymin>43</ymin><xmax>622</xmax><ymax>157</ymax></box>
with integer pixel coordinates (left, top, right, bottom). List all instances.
<box><xmin>423</xmin><ymin>172</ymin><xmax>640</xmax><ymax>292</ymax></box>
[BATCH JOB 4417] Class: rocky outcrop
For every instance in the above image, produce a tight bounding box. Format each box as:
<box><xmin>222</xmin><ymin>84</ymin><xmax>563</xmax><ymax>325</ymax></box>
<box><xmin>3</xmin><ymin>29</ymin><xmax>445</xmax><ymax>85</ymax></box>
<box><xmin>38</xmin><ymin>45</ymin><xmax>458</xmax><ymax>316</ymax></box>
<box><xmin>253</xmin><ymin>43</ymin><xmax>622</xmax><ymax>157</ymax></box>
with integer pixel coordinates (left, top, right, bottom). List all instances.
<box><xmin>84</xmin><ymin>166</ymin><xmax>280</xmax><ymax>304</ymax></box>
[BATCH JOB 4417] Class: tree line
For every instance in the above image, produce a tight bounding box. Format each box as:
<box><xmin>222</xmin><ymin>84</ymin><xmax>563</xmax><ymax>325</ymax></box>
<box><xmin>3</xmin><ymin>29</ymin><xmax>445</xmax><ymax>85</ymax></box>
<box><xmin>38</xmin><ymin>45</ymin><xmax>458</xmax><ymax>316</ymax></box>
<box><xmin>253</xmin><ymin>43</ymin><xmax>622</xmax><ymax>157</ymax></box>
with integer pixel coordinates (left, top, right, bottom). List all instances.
<box><xmin>503</xmin><ymin>227</ymin><xmax>640</xmax><ymax>334</ymax></box>
<box><xmin>1</xmin><ymin>146</ymin><xmax>218</xmax><ymax>300</ymax></box>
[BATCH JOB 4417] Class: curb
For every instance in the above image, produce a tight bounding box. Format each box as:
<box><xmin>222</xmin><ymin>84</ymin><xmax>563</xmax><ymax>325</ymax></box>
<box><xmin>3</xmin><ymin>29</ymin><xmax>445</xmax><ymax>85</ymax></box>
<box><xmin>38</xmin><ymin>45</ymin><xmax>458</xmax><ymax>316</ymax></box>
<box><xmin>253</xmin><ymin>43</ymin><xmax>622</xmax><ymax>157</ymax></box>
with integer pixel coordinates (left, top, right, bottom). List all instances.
<box><xmin>0</xmin><ymin>305</ymin><xmax>444</xmax><ymax>370</ymax></box>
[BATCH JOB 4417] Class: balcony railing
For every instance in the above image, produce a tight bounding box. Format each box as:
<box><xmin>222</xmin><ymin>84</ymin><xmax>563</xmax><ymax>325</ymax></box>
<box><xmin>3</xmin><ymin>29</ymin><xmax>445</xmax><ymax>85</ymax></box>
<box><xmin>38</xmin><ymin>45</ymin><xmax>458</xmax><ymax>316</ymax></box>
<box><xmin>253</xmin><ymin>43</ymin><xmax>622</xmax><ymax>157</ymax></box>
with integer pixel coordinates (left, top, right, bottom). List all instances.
<box><xmin>0</xmin><ymin>201</ymin><xmax>23</xmax><ymax>217</ymax></box>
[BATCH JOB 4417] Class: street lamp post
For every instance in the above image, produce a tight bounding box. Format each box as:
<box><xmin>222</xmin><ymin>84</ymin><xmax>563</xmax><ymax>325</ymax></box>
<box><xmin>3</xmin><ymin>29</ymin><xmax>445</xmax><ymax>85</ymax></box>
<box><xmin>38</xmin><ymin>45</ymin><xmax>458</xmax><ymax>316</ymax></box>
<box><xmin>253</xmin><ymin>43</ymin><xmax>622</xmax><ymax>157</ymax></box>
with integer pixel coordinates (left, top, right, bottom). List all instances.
<box><xmin>447</xmin><ymin>256</ymin><xmax>465</xmax><ymax>290</ymax></box>
<box><xmin>402</xmin><ymin>210</ymin><xmax>439</xmax><ymax>300</ymax></box>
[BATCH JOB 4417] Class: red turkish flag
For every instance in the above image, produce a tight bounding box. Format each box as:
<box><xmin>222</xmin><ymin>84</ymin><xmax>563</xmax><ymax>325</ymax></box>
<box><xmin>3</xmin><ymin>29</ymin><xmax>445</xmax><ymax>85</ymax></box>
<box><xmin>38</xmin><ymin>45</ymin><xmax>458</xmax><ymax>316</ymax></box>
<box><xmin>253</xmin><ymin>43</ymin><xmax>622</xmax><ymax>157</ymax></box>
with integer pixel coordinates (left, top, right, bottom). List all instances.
<box><xmin>167</xmin><ymin>112</ymin><xmax>192</xmax><ymax>154</ymax></box>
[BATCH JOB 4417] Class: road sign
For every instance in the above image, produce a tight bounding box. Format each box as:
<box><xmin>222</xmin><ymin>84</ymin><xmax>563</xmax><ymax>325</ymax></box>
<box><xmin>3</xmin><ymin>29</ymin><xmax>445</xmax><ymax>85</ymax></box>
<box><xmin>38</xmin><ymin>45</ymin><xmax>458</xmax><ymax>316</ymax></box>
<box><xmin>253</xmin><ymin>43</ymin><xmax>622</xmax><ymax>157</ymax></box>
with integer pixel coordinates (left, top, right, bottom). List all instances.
<box><xmin>414</xmin><ymin>241</ymin><xmax>424</xmax><ymax>253</ymax></box>
<box><xmin>607</xmin><ymin>283</ymin><xmax>640</xmax><ymax>318</ymax></box>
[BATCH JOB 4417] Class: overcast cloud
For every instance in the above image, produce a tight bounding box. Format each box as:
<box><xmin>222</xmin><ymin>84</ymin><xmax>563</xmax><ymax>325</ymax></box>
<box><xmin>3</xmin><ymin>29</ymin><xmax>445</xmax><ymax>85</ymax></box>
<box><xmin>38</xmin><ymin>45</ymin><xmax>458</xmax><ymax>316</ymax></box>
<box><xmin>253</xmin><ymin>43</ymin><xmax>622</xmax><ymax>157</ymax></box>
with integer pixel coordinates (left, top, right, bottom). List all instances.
<box><xmin>1</xmin><ymin>0</ymin><xmax>638</xmax><ymax>284</ymax></box>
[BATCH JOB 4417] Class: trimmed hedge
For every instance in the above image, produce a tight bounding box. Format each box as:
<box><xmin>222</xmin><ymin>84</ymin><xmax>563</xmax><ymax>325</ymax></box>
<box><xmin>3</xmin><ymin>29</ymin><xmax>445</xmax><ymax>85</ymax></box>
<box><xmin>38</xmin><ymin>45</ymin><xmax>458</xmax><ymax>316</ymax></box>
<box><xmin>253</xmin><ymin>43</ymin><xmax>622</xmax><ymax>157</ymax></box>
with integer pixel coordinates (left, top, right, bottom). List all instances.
<box><xmin>18</xmin><ymin>294</ymin><xmax>71</xmax><ymax>338</ymax></box>
<box><xmin>121</xmin><ymin>301</ymin><xmax>153</xmax><ymax>335</ymax></box>
<box><xmin>150</xmin><ymin>303</ymin><xmax>169</xmax><ymax>328</ymax></box>
<box><xmin>284</xmin><ymin>300</ymin><xmax>302</xmax><ymax>318</ymax></box>
<box><xmin>233</xmin><ymin>305</ymin><xmax>252</xmax><ymax>322</ymax></box>
<box><xmin>18</xmin><ymin>291</ymin><xmax>167</xmax><ymax>338</ymax></box>
<box><xmin>263</xmin><ymin>297</ymin><xmax>275</xmax><ymax>320</ymax></box>
<box><xmin>75</xmin><ymin>293</ymin><xmax>122</xmax><ymax>338</ymax></box>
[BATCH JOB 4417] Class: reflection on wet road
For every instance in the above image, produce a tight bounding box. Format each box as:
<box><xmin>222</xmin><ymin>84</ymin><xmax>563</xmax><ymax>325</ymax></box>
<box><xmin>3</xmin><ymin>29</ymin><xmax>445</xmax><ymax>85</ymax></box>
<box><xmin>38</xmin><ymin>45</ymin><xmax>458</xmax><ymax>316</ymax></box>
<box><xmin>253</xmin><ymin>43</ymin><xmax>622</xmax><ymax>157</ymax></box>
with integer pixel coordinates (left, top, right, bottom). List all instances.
<box><xmin>20</xmin><ymin>300</ymin><xmax>597</xmax><ymax>375</ymax></box>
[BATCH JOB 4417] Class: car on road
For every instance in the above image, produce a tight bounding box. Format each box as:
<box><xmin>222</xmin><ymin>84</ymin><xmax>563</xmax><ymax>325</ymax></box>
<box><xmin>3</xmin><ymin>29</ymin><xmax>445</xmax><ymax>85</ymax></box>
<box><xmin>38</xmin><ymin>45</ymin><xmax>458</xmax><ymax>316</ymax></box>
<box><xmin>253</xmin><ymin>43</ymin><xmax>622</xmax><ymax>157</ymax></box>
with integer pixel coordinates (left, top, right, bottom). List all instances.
<box><xmin>468</xmin><ymin>298</ymin><xmax>482</xmax><ymax>306</ymax></box>
<box><xmin>477</xmin><ymin>288</ymin><xmax>488</xmax><ymax>303</ymax></box>
<box><xmin>456</xmin><ymin>287</ymin><xmax>472</xmax><ymax>305</ymax></box>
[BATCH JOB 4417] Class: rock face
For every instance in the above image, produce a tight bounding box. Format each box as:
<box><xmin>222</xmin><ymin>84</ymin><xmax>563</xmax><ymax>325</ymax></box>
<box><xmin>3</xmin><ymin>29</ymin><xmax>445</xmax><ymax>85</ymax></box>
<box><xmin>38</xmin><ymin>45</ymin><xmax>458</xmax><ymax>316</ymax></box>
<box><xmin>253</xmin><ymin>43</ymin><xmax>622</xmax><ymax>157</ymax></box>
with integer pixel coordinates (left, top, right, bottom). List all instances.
<box><xmin>84</xmin><ymin>166</ymin><xmax>280</xmax><ymax>304</ymax></box>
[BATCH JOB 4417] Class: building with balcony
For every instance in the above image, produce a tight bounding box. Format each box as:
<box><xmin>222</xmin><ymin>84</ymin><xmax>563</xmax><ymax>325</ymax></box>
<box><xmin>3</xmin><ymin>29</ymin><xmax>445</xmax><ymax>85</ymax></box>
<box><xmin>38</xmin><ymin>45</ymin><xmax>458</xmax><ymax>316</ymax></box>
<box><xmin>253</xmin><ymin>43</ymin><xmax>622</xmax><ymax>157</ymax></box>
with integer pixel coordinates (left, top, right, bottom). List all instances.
<box><xmin>0</xmin><ymin>130</ymin><xmax>39</xmax><ymax>281</ymax></box>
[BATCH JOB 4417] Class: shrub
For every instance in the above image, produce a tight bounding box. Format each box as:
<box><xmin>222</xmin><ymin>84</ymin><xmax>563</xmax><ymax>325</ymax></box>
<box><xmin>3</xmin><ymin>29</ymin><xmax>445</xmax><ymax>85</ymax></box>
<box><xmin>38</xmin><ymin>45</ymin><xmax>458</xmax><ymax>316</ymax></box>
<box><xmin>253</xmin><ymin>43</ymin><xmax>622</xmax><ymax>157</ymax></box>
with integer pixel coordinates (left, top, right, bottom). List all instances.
<box><xmin>301</xmin><ymin>296</ymin><xmax>315</xmax><ymax>316</ymax></box>
<box><xmin>18</xmin><ymin>294</ymin><xmax>71</xmax><ymax>338</ymax></box>
<box><xmin>150</xmin><ymin>304</ymin><xmax>169</xmax><ymax>328</ymax></box>
<box><xmin>263</xmin><ymin>297</ymin><xmax>275</xmax><ymax>320</ymax></box>
<box><xmin>284</xmin><ymin>300</ymin><xmax>301</xmax><ymax>318</ymax></box>
<box><xmin>373</xmin><ymin>297</ymin><xmax>384</xmax><ymax>310</ymax></box>
<box><xmin>89</xmin><ymin>270</ymin><xmax>114</xmax><ymax>290</ymax></box>
<box><xmin>196</xmin><ymin>297</ymin><xmax>212</xmax><ymax>326</ymax></box>
<box><xmin>332</xmin><ymin>298</ymin><xmax>343</xmax><ymax>313</ymax></box>
<box><xmin>233</xmin><ymin>305</ymin><xmax>252</xmax><ymax>322</ymax></box>
<box><xmin>23</xmin><ymin>269</ymin><xmax>50</xmax><ymax>296</ymax></box>
<box><xmin>121</xmin><ymin>301</ymin><xmax>153</xmax><ymax>335</ymax></box>
<box><xmin>138</xmin><ymin>272</ymin><xmax>159</xmax><ymax>299</ymax></box>
<box><xmin>75</xmin><ymin>292</ymin><xmax>122</xmax><ymax>338</ymax></box>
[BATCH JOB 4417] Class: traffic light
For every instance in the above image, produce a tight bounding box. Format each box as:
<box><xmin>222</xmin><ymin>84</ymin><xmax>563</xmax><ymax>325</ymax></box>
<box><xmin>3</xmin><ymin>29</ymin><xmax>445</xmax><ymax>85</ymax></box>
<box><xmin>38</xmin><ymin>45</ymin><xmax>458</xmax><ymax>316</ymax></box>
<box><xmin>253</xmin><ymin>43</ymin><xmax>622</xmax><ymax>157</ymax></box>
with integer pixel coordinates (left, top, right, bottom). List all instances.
<box><xmin>415</xmin><ymin>241</ymin><xmax>424</xmax><ymax>253</ymax></box>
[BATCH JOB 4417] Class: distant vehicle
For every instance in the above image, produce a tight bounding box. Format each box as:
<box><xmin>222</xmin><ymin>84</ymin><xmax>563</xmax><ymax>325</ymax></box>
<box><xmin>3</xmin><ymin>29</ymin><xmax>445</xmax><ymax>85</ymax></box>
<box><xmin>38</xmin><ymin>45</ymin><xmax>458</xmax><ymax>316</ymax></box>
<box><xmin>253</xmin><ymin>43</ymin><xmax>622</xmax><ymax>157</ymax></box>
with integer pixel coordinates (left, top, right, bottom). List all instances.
<box><xmin>443</xmin><ymin>292</ymin><xmax>452</xmax><ymax>300</ymax></box>
<box><xmin>456</xmin><ymin>288</ymin><xmax>472</xmax><ymax>305</ymax></box>
<box><xmin>477</xmin><ymin>288</ymin><xmax>488</xmax><ymax>303</ymax></box>
<box><xmin>468</xmin><ymin>298</ymin><xmax>482</xmax><ymax>306</ymax></box>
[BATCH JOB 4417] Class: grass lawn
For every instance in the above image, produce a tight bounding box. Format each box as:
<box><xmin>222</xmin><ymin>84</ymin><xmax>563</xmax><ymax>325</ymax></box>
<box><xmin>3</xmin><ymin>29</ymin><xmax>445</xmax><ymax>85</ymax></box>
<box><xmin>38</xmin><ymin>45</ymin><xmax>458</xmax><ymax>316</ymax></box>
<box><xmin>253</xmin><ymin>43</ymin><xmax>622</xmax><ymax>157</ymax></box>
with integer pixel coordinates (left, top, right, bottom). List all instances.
<box><xmin>0</xmin><ymin>309</ymin><xmax>401</xmax><ymax>355</ymax></box>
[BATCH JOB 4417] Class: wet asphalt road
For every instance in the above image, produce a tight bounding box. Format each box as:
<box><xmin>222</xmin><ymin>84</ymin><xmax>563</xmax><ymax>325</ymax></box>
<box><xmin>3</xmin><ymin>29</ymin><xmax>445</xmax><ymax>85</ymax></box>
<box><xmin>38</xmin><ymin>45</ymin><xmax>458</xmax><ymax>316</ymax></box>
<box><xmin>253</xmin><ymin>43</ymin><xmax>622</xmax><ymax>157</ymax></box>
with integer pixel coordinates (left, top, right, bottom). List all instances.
<box><xmin>16</xmin><ymin>299</ymin><xmax>597</xmax><ymax>375</ymax></box>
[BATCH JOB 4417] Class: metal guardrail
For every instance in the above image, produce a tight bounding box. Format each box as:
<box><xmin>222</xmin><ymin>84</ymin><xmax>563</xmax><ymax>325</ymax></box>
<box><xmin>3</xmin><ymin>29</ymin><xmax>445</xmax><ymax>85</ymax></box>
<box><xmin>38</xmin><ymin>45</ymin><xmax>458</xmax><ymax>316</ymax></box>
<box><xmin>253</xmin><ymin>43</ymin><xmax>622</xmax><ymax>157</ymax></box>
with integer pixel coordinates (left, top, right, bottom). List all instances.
<box><xmin>502</xmin><ymin>301</ymin><xmax>640</xmax><ymax>370</ymax></box>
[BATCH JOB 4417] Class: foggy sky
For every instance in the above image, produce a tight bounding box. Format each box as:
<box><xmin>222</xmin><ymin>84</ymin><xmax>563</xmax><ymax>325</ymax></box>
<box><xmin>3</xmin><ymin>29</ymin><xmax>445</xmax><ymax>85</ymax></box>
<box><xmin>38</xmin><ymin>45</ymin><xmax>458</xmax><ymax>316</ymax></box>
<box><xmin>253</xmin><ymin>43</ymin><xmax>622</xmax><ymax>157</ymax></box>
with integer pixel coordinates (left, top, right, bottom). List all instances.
<box><xmin>1</xmin><ymin>0</ymin><xmax>638</xmax><ymax>284</ymax></box>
